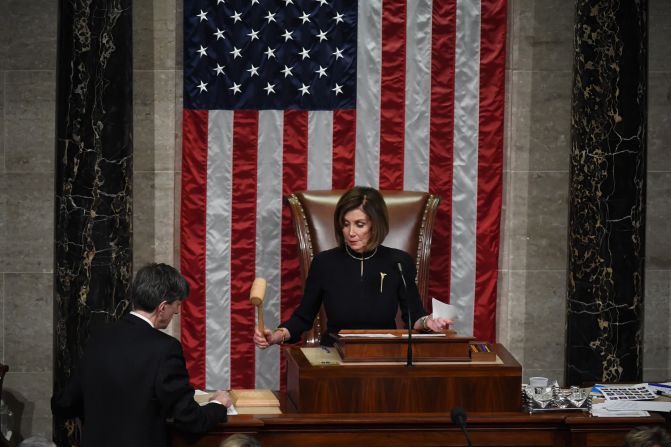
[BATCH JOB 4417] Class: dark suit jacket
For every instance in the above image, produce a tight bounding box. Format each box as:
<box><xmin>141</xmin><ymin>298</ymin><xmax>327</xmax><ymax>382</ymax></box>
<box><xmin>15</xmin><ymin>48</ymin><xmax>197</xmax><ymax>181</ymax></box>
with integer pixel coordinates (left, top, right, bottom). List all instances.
<box><xmin>52</xmin><ymin>313</ymin><xmax>227</xmax><ymax>447</ymax></box>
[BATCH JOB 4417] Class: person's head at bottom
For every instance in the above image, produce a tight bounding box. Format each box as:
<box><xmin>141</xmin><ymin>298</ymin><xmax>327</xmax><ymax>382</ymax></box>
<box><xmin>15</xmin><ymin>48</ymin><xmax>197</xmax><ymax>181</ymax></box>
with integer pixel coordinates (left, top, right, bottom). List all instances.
<box><xmin>624</xmin><ymin>426</ymin><xmax>671</xmax><ymax>447</ymax></box>
<box><xmin>132</xmin><ymin>263</ymin><xmax>190</xmax><ymax>330</ymax></box>
<box><xmin>220</xmin><ymin>433</ymin><xmax>261</xmax><ymax>447</ymax></box>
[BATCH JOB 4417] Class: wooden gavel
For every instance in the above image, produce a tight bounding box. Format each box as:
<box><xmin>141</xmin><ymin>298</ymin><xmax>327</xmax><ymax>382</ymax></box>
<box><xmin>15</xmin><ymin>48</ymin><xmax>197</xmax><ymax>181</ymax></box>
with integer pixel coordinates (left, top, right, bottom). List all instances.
<box><xmin>249</xmin><ymin>278</ymin><xmax>267</xmax><ymax>332</ymax></box>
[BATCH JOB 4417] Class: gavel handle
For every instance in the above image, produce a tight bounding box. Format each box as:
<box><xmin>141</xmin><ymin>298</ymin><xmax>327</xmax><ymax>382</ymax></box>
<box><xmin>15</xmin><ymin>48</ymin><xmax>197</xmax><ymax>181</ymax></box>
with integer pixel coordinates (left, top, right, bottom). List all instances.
<box><xmin>256</xmin><ymin>304</ymin><xmax>265</xmax><ymax>333</ymax></box>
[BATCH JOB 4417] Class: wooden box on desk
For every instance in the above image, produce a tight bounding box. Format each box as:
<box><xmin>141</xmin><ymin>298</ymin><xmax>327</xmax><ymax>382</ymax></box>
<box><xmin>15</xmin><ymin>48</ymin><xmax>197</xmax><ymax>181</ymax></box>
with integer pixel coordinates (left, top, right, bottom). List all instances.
<box><xmin>469</xmin><ymin>342</ymin><xmax>497</xmax><ymax>362</ymax></box>
<box><xmin>286</xmin><ymin>343</ymin><xmax>523</xmax><ymax>414</ymax></box>
<box><xmin>333</xmin><ymin>329</ymin><xmax>473</xmax><ymax>362</ymax></box>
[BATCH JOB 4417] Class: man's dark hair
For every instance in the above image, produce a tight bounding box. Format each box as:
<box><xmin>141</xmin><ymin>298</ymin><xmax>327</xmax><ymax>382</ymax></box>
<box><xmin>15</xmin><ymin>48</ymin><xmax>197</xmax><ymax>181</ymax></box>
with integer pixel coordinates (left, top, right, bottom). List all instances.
<box><xmin>131</xmin><ymin>263</ymin><xmax>190</xmax><ymax>312</ymax></box>
<box><xmin>333</xmin><ymin>186</ymin><xmax>389</xmax><ymax>250</ymax></box>
<box><xmin>624</xmin><ymin>426</ymin><xmax>671</xmax><ymax>447</ymax></box>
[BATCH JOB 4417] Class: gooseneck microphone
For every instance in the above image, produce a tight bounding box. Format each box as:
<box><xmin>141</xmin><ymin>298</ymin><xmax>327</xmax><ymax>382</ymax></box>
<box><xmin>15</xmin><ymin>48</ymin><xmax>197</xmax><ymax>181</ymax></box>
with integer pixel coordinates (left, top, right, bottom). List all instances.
<box><xmin>451</xmin><ymin>407</ymin><xmax>473</xmax><ymax>447</ymax></box>
<box><xmin>396</xmin><ymin>262</ymin><xmax>413</xmax><ymax>367</ymax></box>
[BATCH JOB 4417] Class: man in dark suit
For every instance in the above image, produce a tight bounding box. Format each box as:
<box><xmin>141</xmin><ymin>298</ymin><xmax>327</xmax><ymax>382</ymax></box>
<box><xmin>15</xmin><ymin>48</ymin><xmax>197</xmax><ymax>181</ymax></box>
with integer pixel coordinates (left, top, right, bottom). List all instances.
<box><xmin>52</xmin><ymin>263</ymin><xmax>231</xmax><ymax>447</ymax></box>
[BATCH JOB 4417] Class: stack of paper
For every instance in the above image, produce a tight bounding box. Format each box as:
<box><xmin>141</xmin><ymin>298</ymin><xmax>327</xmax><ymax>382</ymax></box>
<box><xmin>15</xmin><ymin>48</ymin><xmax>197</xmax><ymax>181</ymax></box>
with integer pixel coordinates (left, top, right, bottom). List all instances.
<box><xmin>648</xmin><ymin>382</ymin><xmax>671</xmax><ymax>398</ymax></box>
<box><xmin>590</xmin><ymin>383</ymin><xmax>671</xmax><ymax>417</ymax></box>
<box><xmin>598</xmin><ymin>384</ymin><xmax>657</xmax><ymax>401</ymax></box>
<box><xmin>229</xmin><ymin>389</ymin><xmax>281</xmax><ymax>415</ymax></box>
<box><xmin>591</xmin><ymin>402</ymin><xmax>650</xmax><ymax>417</ymax></box>
<box><xmin>194</xmin><ymin>389</ymin><xmax>239</xmax><ymax>415</ymax></box>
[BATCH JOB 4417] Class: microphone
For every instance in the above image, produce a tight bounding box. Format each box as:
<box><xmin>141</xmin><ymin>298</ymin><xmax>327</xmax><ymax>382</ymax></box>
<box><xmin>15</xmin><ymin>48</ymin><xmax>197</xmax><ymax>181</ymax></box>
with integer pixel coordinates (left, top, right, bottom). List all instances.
<box><xmin>396</xmin><ymin>262</ymin><xmax>412</xmax><ymax>367</ymax></box>
<box><xmin>249</xmin><ymin>278</ymin><xmax>267</xmax><ymax>333</ymax></box>
<box><xmin>451</xmin><ymin>407</ymin><xmax>473</xmax><ymax>447</ymax></box>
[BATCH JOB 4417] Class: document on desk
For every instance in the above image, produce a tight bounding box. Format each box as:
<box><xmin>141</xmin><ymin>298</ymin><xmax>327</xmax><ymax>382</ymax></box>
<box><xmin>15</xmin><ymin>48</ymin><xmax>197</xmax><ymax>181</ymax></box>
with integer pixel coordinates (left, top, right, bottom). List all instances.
<box><xmin>598</xmin><ymin>383</ymin><xmax>657</xmax><ymax>401</ymax></box>
<box><xmin>648</xmin><ymin>382</ymin><xmax>671</xmax><ymax>397</ymax></box>
<box><xmin>338</xmin><ymin>333</ymin><xmax>396</xmax><ymax>338</ymax></box>
<box><xmin>591</xmin><ymin>402</ymin><xmax>650</xmax><ymax>417</ymax></box>
<box><xmin>399</xmin><ymin>333</ymin><xmax>447</xmax><ymax>338</ymax></box>
<box><xmin>194</xmin><ymin>389</ymin><xmax>239</xmax><ymax>415</ymax></box>
<box><xmin>337</xmin><ymin>332</ymin><xmax>447</xmax><ymax>338</ymax></box>
<box><xmin>603</xmin><ymin>400</ymin><xmax>671</xmax><ymax>413</ymax></box>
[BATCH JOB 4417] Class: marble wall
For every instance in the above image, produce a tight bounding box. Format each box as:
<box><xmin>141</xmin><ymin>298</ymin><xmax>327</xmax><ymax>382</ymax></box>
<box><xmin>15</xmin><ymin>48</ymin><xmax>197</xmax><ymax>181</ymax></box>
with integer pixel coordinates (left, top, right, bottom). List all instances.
<box><xmin>1</xmin><ymin>0</ymin><xmax>670</xmax><ymax>441</ymax></box>
<box><xmin>0</xmin><ymin>0</ymin><xmax>58</xmax><ymax>440</ymax></box>
<box><xmin>643</xmin><ymin>0</ymin><xmax>671</xmax><ymax>382</ymax></box>
<box><xmin>132</xmin><ymin>0</ymin><xmax>182</xmax><ymax>273</ymax></box>
<box><xmin>497</xmin><ymin>0</ymin><xmax>574</xmax><ymax>384</ymax></box>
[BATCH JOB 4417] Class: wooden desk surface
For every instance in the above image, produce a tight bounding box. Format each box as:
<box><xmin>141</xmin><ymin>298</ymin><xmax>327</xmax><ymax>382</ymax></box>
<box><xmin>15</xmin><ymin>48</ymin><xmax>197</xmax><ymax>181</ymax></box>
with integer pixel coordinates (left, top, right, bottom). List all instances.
<box><xmin>171</xmin><ymin>411</ymin><xmax>667</xmax><ymax>447</ymax></box>
<box><xmin>171</xmin><ymin>344</ymin><xmax>667</xmax><ymax>446</ymax></box>
<box><xmin>287</xmin><ymin>343</ymin><xmax>522</xmax><ymax>413</ymax></box>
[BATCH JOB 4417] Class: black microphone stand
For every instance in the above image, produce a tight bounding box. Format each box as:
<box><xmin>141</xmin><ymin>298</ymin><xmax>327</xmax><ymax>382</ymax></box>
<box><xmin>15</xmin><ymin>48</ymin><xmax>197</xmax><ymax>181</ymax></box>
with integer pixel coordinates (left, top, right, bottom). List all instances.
<box><xmin>396</xmin><ymin>262</ymin><xmax>413</xmax><ymax>367</ymax></box>
<box><xmin>451</xmin><ymin>407</ymin><xmax>473</xmax><ymax>447</ymax></box>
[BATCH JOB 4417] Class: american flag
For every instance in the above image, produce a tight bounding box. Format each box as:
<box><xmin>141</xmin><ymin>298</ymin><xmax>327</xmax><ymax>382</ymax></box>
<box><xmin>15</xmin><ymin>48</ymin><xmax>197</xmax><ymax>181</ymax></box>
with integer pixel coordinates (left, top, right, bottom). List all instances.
<box><xmin>181</xmin><ymin>0</ymin><xmax>506</xmax><ymax>390</ymax></box>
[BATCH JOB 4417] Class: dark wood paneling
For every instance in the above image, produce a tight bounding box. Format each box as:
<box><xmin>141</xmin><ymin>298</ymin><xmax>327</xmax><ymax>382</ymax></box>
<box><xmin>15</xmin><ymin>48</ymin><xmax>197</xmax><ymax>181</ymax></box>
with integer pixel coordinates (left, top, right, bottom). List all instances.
<box><xmin>171</xmin><ymin>412</ymin><xmax>666</xmax><ymax>447</ymax></box>
<box><xmin>171</xmin><ymin>344</ymin><xmax>667</xmax><ymax>446</ymax></box>
<box><xmin>287</xmin><ymin>344</ymin><xmax>522</xmax><ymax>413</ymax></box>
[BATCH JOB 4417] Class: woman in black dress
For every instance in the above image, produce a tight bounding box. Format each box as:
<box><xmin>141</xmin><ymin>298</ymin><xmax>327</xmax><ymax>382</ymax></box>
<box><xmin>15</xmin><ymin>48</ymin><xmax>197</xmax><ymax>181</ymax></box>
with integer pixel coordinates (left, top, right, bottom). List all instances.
<box><xmin>254</xmin><ymin>186</ymin><xmax>451</xmax><ymax>348</ymax></box>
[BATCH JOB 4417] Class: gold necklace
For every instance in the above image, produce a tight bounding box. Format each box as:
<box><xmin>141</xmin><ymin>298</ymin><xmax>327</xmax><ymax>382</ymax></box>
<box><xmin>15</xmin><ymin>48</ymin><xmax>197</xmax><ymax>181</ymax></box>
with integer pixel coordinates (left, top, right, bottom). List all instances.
<box><xmin>345</xmin><ymin>245</ymin><xmax>378</xmax><ymax>277</ymax></box>
<box><xmin>345</xmin><ymin>245</ymin><xmax>378</xmax><ymax>260</ymax></box>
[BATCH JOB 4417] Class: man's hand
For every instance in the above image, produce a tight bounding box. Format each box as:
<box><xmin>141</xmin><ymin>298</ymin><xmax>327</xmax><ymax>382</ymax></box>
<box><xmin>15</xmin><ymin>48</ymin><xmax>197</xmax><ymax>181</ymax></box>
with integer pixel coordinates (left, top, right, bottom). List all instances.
<box><xmin>209</xmin><ymin>390</ymin><xmax>232</xmax><ymax>408</ymax></box>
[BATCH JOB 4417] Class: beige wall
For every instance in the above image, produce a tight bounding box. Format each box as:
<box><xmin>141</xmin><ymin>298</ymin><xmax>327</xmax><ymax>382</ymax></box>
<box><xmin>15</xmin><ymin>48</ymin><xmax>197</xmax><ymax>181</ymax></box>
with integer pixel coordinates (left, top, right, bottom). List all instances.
<box><xmin>0</xmin><ymin>0</ymin><xmax>57</xmax><ymax>439</ymax></box>
<box><xmin>497</xmin><ymin>0</ymin><xmax>574</xmax><ymax>383</ymax></box>
<box><xmin>1</xmin><ymin>0</ymin><xmax>670</xmax><ymax>440</ymax></box>
<box><xmin>643</xmin><ymin>0</ymin><xmax>671</xmax><ymax>381</ymax></box>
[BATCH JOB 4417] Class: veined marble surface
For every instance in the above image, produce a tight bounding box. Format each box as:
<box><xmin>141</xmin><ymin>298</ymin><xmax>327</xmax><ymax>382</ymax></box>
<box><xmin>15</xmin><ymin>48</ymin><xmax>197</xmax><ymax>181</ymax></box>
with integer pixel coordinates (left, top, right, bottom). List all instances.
<box><xmin>52</xmin><ymin>0</ymin><xmax>133</xmax><ymax>444</ymax></box>
<box><xmin>566</xmin><ymin>0</ymin><xmax>647</xmax><ymax>385</ymax></box>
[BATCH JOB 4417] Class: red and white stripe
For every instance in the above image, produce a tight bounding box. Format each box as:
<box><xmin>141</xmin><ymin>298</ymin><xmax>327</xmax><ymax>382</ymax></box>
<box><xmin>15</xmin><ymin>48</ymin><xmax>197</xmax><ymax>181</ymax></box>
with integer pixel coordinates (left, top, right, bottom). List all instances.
<box><xmin>180</xmin><ymin>0</ymin><xmax>506</xmax><ymax>391</ymax></box>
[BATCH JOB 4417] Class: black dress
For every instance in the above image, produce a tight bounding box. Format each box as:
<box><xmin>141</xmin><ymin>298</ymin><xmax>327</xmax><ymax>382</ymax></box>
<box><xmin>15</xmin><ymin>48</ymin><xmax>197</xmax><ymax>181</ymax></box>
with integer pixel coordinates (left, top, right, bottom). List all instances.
<box><xmin>281</xmin><ymin>245</ymin><xmax>428</xmax><ymax>345</ymax></box>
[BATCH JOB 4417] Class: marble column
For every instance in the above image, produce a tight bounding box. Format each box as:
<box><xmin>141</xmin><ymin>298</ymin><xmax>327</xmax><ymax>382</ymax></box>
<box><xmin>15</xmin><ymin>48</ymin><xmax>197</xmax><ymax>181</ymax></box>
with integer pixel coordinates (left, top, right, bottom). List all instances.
<box><xmin>566</xmin><ymin>0</ymin><xmax>647</xmax><ymax>385</ymax></box>
<box><xmin>53</xmin><ymin>1</ymin><xmax>133</xmax><ymax>445</ymax></box>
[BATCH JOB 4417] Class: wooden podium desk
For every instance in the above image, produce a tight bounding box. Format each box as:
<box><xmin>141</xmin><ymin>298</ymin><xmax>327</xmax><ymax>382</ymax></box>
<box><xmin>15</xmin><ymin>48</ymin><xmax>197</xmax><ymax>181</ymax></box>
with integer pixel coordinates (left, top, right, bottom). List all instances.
<box><xmin>171</xmin><ymin>411</ymin><xmax>667</xmax><ymax>447</ymax></box>
<box><xmin>170</xmin><ymin>344</ymin><xmax>668</xmax><ymax>446</ymax></box>
<box><xmin>286</xmin><ymin>343</ymin><xmax>522</xmax><ymax>413</ymax></box>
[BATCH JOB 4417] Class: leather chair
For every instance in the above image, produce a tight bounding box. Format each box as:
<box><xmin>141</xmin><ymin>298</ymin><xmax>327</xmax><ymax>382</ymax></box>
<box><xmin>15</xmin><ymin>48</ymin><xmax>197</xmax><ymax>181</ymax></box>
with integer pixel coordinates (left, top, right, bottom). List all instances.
<box><xmin>287</xmin><ymin>190</ymin><xmax>441</xmax><ymax>345</ymax></box>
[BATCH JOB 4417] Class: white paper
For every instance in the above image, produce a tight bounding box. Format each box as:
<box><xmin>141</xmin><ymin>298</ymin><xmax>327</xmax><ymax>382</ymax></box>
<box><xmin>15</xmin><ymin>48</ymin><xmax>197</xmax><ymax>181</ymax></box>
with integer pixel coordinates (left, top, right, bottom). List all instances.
<box><xmin>591</xmin><ymin>403</ymin><xmax>650</xmax><ymax>417</ymax></box>
<box><xmin>195</xmin><ymin>389</ymin><xmax>238</xmax><ymax>414</ymax></box>
<box><xmin>432</xmin><ymin>298</ymin><xmax>457</xmax><ymax>320</ymax></box>
<box><xmin>337</xmin><ymin>333</ymin><xmax>446</xmax><ymax>338</ymax></box>
<box><xmin>647</xmin><ymin>382</ymin><xmax>671</xmax><ymax>397</ymax></box>
<box><xmin>599</xmin><ymin>384</ymin><xmax>656</xmax><ymax>401</ymax></box>
<box><xmin>605</xmin><ymin>400</ymin><xmax>671</xmax><ymax>413</ymax></box>
<box><xmin>338</xmin><ymin>333</ymin><xmax>396</xmax><ymax>338</ymax></box>
<box><xmin>400</xmin><ymin>333</ymin><xmax>447</xmax><ymax>338</ymax></box>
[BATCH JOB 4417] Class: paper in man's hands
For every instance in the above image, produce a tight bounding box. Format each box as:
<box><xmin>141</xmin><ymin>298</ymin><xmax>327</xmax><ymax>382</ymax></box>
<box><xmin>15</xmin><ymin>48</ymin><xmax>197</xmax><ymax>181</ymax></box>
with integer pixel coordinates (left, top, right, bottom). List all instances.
<box><xmin>432</xmin><ymin>298</ymin><xmax>457</xmax><ymax>321</ymax></box>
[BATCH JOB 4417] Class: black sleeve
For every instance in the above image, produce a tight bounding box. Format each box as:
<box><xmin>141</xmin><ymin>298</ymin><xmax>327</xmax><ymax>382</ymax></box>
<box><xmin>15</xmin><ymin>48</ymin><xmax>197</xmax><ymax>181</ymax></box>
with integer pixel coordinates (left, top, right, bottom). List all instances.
<box><xmin>397</xmin><ymin>251</ymin><xmax>427</xmax><ymax>328</ymax></box>
<box><xmin>155</xmin><ymin>339</ymin><xmax>228</xmax><ymax>434</ymax></box>
<box><xmin>280</xmin><ymin>253</ymin><xmax>326</xmax><ymax>343</ymax></box>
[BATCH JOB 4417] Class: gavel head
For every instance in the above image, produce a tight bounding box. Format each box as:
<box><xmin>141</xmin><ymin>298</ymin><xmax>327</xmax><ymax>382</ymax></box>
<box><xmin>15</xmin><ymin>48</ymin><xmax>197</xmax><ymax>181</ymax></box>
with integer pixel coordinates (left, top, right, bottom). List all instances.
<box><xmin>249</xmin><ymin>278</ymin><xmax>267</xmax><ymax>306</ymax></box>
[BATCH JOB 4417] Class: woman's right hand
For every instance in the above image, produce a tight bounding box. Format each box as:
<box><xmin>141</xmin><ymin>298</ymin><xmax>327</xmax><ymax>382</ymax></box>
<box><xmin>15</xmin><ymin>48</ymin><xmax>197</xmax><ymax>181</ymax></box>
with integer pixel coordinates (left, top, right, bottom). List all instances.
<box><xmin>254</xmin><ymin>326</ymin><xmax>288</xmax><ymax>349</ymax></box>
<box><xmin>253</xmin><ymin>326</ymin><xmax>273</xmax><ymax>349</ymax></box>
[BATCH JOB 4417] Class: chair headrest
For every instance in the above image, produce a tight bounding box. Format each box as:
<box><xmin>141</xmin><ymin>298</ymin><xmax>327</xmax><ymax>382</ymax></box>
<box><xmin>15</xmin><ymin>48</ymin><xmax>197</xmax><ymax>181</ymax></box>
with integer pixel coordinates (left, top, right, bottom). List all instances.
<box><xmin>293</xmin><ymin>190</ymin><xmax>430</xmax><ymax>257</ymax></box>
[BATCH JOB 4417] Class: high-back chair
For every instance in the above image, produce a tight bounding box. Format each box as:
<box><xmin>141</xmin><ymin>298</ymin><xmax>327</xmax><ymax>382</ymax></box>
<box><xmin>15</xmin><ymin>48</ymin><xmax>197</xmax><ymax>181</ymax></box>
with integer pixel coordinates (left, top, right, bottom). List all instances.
<box><xmin>287</xmin><ymin>190</ymin><xmax>441</xmax><ymax>345</ymax></box>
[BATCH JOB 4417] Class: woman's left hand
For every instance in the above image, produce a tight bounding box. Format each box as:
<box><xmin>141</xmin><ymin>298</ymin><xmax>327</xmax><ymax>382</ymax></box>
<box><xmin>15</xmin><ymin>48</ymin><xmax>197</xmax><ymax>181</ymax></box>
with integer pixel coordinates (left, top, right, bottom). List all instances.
<box><xmin>426</xmin><ymin>315</ymin><xmax>452</xmax><ymax>332</ymax></box>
